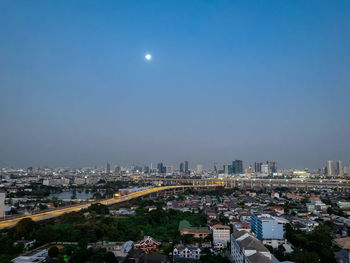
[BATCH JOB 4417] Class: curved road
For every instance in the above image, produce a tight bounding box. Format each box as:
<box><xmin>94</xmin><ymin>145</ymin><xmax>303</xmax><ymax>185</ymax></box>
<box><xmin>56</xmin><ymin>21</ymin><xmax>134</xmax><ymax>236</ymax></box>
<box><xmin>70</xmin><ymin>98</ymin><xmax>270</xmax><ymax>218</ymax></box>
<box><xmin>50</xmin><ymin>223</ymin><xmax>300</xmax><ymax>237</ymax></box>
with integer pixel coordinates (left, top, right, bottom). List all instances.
<box><xmin>0</xmin><ymin>185</ymin><xmax>212</xmax><ymax>229</ymax></box>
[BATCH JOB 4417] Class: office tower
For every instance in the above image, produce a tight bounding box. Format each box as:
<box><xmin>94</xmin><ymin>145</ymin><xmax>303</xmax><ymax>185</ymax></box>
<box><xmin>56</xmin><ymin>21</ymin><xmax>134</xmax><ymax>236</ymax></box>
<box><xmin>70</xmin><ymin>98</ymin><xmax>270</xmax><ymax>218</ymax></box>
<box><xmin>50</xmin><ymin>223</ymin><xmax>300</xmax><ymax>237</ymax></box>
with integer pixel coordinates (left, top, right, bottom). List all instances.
<box><xmin>0</xmin><ymin>189</ymin><xmax>5</xmax><ymax>218</ymax></box>
<box><xmin>224</xmin><ymin>165</ymin><xmax>230</xmax><ymax>175</ymax></box>
<box><xmin>261</xmin><ymin>164</ymin><xmax>269</xmax><ymax>175</ymax></box>
<box><xmin>344</xmin><ymin>166</ymin><xmax>350</xmax><ymax>176</ymax></box>
<box><xmin>250</xmin><ymin>213</ymin><xmax>284</xmax><ymax>240</ymax></box>
<box><xmin>180</xmin><ymin>162</ymin><xmax>184</xmax><ymax>173</ymax></box>
<box><xmin>267</xmin><ymin>161</ymin><xmax>277</xmax><ymax>173</ymax></box>
<box><xmin>254</xmin><ymin>162</ymin><xmax>263</xmax><ymax>173</ymax></box>
<box><xmin>144</xmin><ymin>166</ymin><xmax>150</xmax><ymax>174</ymax></box>
<box><xmin>157</xmin><ymin>163</ymin><xmax>164</xmax><ymax>173</ymax></box>
<box><xmin>327</xmin><ymin>160</ymin><xmax>335</xmax><ymax>176</ymax></box>
<box><xmin>337</xmin><ymin>160</ymin><xmax>343</xmax><ymax>176</ymax></box>
<box><xmin>165</xmin><ymin>166</ymin><xmax>173</xmax><ymax>175</ymax></box>
<box><xmin>196</xmin><ymin>165</ymin><xmax>203</xmax><ymax>174</ymax></box>
<box><xmin>245</xmin><ymin>166</ymin><xmax>253</xmax><ymax>174</ymax></box>
<box><xmin>185</xmin><ymin>161</ymin><xmax>189</xmax><ymax>174</ymax></box>
<box><xmin>106</xmin><ymin>162</ymin><xmax>111</xmax><ymax>174</ymax></box>
<box><xmin>214</xmin><ymin>163</ymin><xmax>219</xmax><ymax>173</ymax></box>
<box><xmin>114</xmin><ymin>165</ymin><xmax>121</xmax><ymax>174</ymax></box>
<box><xmin>232</xmin><ymin>160</ymin><xmax>243</xmax><ymax>174</ymax></box>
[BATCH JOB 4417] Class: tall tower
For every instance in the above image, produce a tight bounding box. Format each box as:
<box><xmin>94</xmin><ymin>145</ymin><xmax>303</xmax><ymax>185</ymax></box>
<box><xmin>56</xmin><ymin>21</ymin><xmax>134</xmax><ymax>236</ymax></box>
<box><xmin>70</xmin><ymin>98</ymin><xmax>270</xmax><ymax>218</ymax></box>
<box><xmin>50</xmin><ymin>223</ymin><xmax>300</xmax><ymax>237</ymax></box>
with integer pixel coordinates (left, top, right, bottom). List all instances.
<box><xmin>185</xmin><ymin>160</ymin><xmax>189</xmax><ymax>174</ymax></box>
<box><xmin>254</xmin><ymin>162</ymin><xmax>263</xmax><ymax>173</ymax></box>
<box><xmin>0</xmin><ymin>189</ymin><xmax>5</xmax><ymax>218</ymax></box>
<box><xmin>232</xmin><ymin>160</ymin><xmax>243</xmax><ymax>174</ymax></box>
<box><xmin>106</xmin><ymin>162</ymin><xmax>111</xmax><ymax>174</ymax></box>
<box><xmin>180</xmin><ymin>162</ymin><xmax>184</xmax><ymax>173</ymax></box>
<box><xmin>337</xmin><ymin>160</ymin><xmax>343</xmax><ymax>176</ymax></box>
<box><xmin>327</xmin><ymin>160</ymin><xmax>335</xmax><ymax>176</ymax></box>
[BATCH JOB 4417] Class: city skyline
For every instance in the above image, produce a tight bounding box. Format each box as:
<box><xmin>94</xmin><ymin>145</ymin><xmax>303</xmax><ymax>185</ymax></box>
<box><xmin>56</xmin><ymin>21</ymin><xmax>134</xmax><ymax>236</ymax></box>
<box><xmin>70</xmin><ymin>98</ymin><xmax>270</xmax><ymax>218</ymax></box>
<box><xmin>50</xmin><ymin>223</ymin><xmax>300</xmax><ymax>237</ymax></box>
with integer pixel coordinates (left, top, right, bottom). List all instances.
<box><xmin>1</xmin><ymin>1</ymin><xmax>350</xmax><ymax>169</ymax></box>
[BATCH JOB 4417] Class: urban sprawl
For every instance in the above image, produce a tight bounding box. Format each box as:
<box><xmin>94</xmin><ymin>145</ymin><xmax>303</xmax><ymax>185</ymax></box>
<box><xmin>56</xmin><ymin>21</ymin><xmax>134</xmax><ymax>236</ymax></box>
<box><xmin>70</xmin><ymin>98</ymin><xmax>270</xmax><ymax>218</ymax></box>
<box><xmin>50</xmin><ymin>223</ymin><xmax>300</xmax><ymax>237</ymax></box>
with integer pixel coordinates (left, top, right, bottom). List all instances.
<box><xmin>0</xmin><ymin>159</ymin><xmax>350</xmax><ymax>263</ymax></box>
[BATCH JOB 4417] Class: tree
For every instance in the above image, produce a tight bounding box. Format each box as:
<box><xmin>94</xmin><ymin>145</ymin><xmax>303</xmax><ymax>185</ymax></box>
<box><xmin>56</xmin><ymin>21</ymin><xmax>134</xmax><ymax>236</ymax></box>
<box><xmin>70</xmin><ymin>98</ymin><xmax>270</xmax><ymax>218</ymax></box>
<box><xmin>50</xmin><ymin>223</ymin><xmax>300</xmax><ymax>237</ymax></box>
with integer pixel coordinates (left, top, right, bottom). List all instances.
<box><xmin>49</xmin><ymin>246</ymin><xmax>59</xmax><ymax>257</ymax></box>
<box><xmin>15</xmin><ymin>218</ymin><xmax>36</xmax><ymax>238</ymax></box>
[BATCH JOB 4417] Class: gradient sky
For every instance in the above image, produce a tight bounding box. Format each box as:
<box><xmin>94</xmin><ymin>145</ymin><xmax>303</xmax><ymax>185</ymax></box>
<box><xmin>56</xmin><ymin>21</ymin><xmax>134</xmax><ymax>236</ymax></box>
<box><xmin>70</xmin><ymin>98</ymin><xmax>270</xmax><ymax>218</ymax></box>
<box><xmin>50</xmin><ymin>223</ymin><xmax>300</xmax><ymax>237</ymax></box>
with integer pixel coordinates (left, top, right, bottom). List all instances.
<box><xmin>0</xmin><ymin>0</ymin><xmax>349</xmax><ymax>169</ymax></box>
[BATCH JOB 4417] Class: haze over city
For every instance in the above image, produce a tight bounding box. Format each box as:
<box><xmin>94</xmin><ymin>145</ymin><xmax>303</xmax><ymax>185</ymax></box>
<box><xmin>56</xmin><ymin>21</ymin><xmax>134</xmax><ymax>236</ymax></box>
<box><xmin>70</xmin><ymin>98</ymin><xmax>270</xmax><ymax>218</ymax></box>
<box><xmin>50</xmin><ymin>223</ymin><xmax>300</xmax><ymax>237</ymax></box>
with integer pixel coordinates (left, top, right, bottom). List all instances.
<box><xmin>1</xmin><ymin>1</ymin><xmax>349</xmax><ymax>169</ymax></box>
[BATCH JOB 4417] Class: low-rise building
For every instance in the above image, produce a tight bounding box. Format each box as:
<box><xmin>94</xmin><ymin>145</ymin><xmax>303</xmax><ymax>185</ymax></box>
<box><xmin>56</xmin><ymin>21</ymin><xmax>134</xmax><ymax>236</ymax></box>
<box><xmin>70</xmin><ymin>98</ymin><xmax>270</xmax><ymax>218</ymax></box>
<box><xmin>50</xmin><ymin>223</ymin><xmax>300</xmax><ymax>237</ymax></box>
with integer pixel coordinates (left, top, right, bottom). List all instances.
<box><xmin>12</xmin><ymin>249</ymin><xmax>48</xmax><ymax>263</ymax></box>
<box><xmin>173</xmin><ymin>245</ymin><xmax>201</xmax><ymax>260</ymax></box>
<box><xmin>134</xmin><ymin>236</ymin><xmax>160</xmax><ymax>254</ymax></box>
<box><xmin>231</xmin><ymin>231</ymin><xmax>275</xmax><ymax>263</ymax></box>
<box><xmin>212</xmin><ymin>224</ymin><xmax>231</xmax><ymax>247</ymax></box>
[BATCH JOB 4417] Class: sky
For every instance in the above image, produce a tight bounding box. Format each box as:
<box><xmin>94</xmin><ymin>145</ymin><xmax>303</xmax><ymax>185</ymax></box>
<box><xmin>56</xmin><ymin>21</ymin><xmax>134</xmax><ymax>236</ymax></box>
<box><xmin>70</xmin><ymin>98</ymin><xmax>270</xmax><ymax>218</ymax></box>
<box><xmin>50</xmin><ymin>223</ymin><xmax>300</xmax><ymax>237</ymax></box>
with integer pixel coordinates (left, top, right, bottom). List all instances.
<box><xmin>0</xmin><ymin>0</ymin><xmax>349</xmax><ymax>169</ymax></box>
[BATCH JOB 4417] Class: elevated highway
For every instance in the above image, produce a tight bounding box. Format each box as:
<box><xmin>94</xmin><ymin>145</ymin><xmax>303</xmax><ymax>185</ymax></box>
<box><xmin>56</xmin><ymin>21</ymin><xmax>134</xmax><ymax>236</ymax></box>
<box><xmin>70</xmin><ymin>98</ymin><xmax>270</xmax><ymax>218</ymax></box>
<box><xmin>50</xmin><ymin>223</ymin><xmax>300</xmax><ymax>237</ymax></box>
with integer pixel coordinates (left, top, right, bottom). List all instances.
<box><xmin>0</xmin><ymin>184</ymin><xmax>217</xmax><ymax>230</ymax></box>
<box><xmin>142</xmin><ymin>177</ymin><xmax>350</xmax><ymax>191</ymax></box>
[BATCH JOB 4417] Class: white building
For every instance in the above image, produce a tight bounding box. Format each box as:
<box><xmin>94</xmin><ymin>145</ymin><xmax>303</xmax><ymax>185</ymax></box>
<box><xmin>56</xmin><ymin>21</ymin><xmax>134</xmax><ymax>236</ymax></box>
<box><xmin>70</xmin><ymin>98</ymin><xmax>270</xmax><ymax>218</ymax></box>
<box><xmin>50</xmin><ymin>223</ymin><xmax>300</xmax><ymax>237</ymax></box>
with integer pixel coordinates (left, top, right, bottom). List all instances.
<box><xmin>212</xmin><ymin>224</ymin><xmax>231</xmax><ymax>247</ymax></box>
<box><xmin>0</xmin><ymin>189</ymin><xmax>6</xmax><ymax>218</ymax></box>
<box><xmin>173</xmin><ymin>245</ymin><xmax>201</xmax><ymax>260</ymax></box>
<box><xmin>12</xmin><ymin>249</ymin><xmax>48</xmax><ymax>263</ymax></box>
<box><xmin>261</xmin><ymin>164</ymin><xmax>269</xmax><ymax>175</ymax></box>
<box><xmin>196</xmin><ymin>165</ymin><xmax>203</xmax><ymax>174</ymax></box>
<box><xmin>231</xmin><ymin>231</ymin><xmax>275</xmax><ymax>263</ymax></box>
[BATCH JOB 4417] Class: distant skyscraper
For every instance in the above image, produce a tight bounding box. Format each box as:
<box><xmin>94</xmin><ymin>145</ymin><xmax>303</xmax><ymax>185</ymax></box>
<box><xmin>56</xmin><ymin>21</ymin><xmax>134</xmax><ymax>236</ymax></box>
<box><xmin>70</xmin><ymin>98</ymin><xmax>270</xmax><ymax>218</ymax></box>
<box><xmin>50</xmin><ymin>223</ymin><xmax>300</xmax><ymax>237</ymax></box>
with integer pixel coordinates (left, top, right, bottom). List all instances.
<box><xmin>0</xmin><ymin>189</ymin><xmax>5</xmax><ymax>218</ymax></box>
<box><xmin>165</xmin><ymin>166</ymin><xmax>174</xmax><ymax>175</ymax></box>
<box><xmin>180</xmin><ymin>162</ymin><xmax>184</xmax><ymax>173</ymax></box>
<box><xmin>344</xmin><ymin>166</ymin><xmax>350</xmax><ymax>176</ymax></box>
<box><xmin>254</xmin><ymin>162</ymin><xmax>263</xmax><ymax>173</ymax></box>
<box><xmin>214</xmin><ymin>163</ymin><xmax>219</xmax><ymax>173</ymax></box>
<box><xmin>327</xmin><ymin>160</ymin><xmax>335</xmax><ymax>176</ymax></box>
<box><xmin>106</xmin><ymin>162</ymin><xmax>111</xmax><ymax>174</ymax></box>
<box><xmin>114</xmin><ymin>165</ymin><xmax>121</xmax><ymax>174</ymax></box>
<box><xmin>144</xmin><ymin>166</ymin><xmax>150</xmax><ymax>174</ymax></box>
<box><xmin>157</xmin><ymin>162</ymin><xmax>164</xmax><ymax>173</ymax></box>
<box><xmin>267</xmin><ymin>161</ymin><xmax>277</xmax><ymax>173</ymax></box>
<box><xmin>232</xmin><ymin>160</ymin><xmax>243</xmax><ymax>174</ymax></box>
<box><xmin>185</xmin><ymin>160</ymin><xmax>189</xmax><ymax>174</ymax></box>
<box><xmin>336</xmin><ymin>160</ymin><xmax>343</xmax><ymax>176</ymax></box>
<box><xmin>261</xmin><ymin>164</ymin><xmax>269</xmax><ymax>175</ymax></box>
<box><xmin>245</xmin><ymin>165</ymin><xmax>253</xmax><ymax>174</ymax></box>
<box><xmin>223</xmin><ymin>165</ymin><xmax>230</xmax><ymax>175</ymax></box>
<box><xmin>196</xmin><ymin>165</ymin><xmax>203</xmax><ymax>174</ymax></box>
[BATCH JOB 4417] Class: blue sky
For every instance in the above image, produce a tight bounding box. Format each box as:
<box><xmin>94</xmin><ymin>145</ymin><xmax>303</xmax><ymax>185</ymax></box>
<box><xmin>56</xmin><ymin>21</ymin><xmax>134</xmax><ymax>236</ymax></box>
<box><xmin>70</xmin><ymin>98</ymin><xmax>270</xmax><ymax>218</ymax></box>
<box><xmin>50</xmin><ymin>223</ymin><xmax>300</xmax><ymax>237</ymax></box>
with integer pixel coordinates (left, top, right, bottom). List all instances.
<box><xmin>0</xmin><ymin>0</ymin><xmax>349</xmax><ymax>169</ymax></box>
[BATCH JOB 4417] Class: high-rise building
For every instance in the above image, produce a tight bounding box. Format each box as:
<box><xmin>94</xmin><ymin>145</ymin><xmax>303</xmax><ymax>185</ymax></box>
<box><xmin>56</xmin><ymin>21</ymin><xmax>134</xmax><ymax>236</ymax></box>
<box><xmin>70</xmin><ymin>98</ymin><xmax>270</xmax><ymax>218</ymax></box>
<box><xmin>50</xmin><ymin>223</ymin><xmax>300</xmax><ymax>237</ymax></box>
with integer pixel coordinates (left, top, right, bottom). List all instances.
<box><xmin>245</xmin><ymin>166</ymin><xmax>253</xmax><ymax>174</ymax></box>
<box><xmin>327</xmin><ymin>160</ymin><xmax>335</xmax><ymax>176</ymax></box>
<box><xmin>232</xmin><ymin>160</ymin><xmax>243</xmax><ymax>174</ymax></box>
<box><xmin>165</xmin><ymin>166</ymin><xmax>174</xmax><ymax>175</ymax></box>
<box><xmin>344</xmin><ymin>166</ymin><xmax>350</xmax><ymax>176</ymax></box>
<box><xmin>0</xmin><ymin>189</ymin><xmax>5</xmax><ymax>218</ymax></box>
<box><xmin>114</xmin><ymin>165</ymin><xmax>121</xmax><ymax>174</ymax></box>
<box><xmin>267</xmin><ymin>161</ymin><xmax>277</xmax><ymax>173</ymax></box>
<box><xmin>254</xmin><ymin>162</ymin><xmax>263</xmax><ymax>173</ymax></box>
<box><xmin>224</xmin><ymin>165</ymin><xmax>230</xmax><ymax>175</ymax></box>
<box><xmin>214</xmin><ymin>163</ymin><xmax>219</xmax><ymax>173</ymax></box>
<box><xmin>196</xmin><ymin>165</ymin><xmax>203</xmax><ymax>174</ymax></box>
<box><xmin>185</xmin><ymin>161</ymin><xmax>189</xmax><ymax>174</ymax></box>
<box><xmin>157</xmin><ymin>163</ymin><xmax>164</xmax><ymax>174</ymax></box>
<box><xmin>106</xmin><ymin>162</ymin><xmax>111</xmax><ymax>174</ymax></box>
<box><xmin>261</xmin><ymin>164</ymin><xmax>269</xmax><ymax>175</ymax></box>
<box><xmin>250</xmin><ymin>213</ymin><xmax>285</xmax><ymax>240</ymax></box>
<box><xmin>337</xmin><ymin>160</ymin><xmax>343</xmax><ymax>176</ymax></box>
<box><xmin>180</xmin><ymin>162</ymin><xmax>184</xmax><ymax>173</ymax></box>
<box><xmin>144</xmin><ymin>166</ymin><xmax>150</xmax><ymax>174</ymax></box>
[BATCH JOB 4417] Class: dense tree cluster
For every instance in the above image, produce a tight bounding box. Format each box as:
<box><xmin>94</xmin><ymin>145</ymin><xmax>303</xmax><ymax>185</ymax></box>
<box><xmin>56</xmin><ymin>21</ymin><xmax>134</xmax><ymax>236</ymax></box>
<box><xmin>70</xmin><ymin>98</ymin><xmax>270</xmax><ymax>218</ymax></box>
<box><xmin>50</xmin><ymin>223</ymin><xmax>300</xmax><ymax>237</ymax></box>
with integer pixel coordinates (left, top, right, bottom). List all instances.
<box><xmin>283</xmin><ymin>223</ymin><xmax>337</xmax><ymax>263</ymax></box>
<box><xmin>0</xmin><ymin>199</ymin><xmax>207</xmax><ymax>262</ymax></box>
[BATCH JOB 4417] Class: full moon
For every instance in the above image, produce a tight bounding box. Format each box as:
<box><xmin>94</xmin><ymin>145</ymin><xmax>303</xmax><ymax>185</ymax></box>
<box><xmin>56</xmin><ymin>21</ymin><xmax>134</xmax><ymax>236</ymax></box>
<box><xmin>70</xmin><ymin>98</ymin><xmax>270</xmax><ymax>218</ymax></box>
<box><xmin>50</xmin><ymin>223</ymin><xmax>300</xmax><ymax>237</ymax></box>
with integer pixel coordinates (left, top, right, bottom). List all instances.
<box><xmin>145</xmin><ymin>54</ymin><xmax>152</xmax><ymax>60</ymax></box>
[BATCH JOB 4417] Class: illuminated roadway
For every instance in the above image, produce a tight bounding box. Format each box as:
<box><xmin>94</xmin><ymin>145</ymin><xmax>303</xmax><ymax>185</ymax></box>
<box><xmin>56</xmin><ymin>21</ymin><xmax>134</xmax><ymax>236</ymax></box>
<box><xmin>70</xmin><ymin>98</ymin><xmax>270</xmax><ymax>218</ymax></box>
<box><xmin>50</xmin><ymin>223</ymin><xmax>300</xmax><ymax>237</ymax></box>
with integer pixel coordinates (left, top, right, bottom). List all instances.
<box><xmin>0</xmin><ymin>185</ymin><xmax>216</xmax><ymax>230</ymax></box>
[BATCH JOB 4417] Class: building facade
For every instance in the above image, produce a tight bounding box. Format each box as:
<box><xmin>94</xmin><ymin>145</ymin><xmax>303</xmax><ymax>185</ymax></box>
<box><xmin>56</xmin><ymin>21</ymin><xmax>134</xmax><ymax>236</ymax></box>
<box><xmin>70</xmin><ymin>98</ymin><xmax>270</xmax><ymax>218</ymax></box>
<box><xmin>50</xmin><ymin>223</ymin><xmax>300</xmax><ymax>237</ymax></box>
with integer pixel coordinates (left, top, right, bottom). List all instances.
<box><xmin>173</xmin><ymin>245</ymin><xmax>201</xmax><ymax>260</ymax></box>
<box><xmin>250</xmin><ymin>213</ymin><xmax>284</xmax><ymax>240</ymax></box>
<box><xmin>212</xmin><ymin>224</ymin><xmax>231</xmax><ymax>246</ymax></box>
<box><xmin>231</xmin><ymin>231</ymin><xmax>274</xmax><ymax>263</ymax></box>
